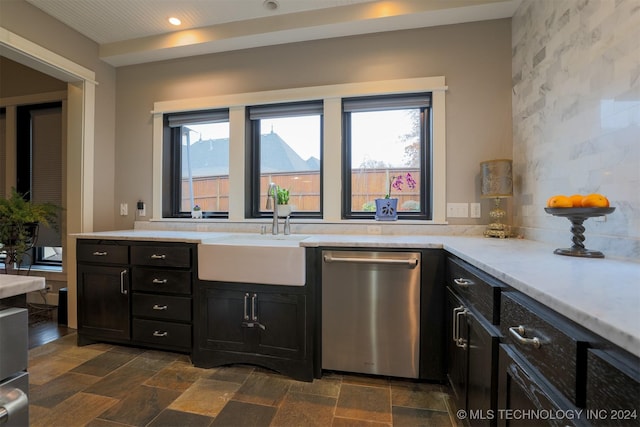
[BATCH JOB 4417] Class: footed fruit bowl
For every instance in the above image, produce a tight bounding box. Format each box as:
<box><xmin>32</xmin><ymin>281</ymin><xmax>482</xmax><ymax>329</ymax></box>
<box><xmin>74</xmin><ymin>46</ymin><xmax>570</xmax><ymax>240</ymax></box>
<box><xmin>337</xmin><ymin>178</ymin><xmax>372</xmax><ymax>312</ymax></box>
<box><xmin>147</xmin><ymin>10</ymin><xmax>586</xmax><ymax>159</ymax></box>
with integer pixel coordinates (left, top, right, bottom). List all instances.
<box><xmin>544</xmin><ymin>207</ymin><xmax>615</xmax><ymax>258</ymax></box>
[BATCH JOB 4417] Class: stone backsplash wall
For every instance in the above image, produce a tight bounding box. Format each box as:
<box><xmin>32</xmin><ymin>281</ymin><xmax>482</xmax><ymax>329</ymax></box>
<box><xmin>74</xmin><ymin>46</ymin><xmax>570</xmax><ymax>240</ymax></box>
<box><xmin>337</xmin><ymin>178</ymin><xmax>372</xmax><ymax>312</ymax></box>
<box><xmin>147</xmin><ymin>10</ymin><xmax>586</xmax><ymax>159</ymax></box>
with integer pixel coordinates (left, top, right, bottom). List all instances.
<box><xmin>512</xmin><ymin>0</ymin><xmax>640</xmax><ymax>260</ymax></box>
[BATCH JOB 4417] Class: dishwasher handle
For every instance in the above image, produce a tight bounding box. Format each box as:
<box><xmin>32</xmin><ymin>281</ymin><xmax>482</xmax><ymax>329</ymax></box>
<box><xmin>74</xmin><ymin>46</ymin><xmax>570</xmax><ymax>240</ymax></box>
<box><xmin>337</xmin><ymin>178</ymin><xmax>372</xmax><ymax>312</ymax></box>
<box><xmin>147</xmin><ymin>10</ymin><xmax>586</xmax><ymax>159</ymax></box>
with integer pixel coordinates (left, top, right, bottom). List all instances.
<box><xmin>323</xmin><ymin>254</ymin><xmax>419</xmax><ymax>267</ymax></box>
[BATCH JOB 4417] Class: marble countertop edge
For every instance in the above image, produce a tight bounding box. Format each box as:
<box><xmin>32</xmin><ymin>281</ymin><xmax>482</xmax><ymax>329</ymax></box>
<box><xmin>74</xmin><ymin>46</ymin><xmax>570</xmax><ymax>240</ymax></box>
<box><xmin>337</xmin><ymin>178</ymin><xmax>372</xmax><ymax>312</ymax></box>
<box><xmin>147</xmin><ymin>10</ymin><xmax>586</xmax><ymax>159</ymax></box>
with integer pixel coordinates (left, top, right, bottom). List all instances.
<box><xmin>73</xmin><ymin>230</ymin><xmax>640</xmax><ymax>357</ymax></box>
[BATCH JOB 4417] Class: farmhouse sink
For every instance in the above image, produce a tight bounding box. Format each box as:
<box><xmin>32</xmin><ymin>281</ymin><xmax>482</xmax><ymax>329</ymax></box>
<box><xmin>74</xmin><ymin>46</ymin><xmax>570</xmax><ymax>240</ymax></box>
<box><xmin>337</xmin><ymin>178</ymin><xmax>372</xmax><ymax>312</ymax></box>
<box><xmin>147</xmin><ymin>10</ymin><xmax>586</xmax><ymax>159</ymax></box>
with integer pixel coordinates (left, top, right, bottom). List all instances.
<box><xmin>197</xmin><ymin>234</ymin><xmax>308</xmax><ymax>286</ymax></box>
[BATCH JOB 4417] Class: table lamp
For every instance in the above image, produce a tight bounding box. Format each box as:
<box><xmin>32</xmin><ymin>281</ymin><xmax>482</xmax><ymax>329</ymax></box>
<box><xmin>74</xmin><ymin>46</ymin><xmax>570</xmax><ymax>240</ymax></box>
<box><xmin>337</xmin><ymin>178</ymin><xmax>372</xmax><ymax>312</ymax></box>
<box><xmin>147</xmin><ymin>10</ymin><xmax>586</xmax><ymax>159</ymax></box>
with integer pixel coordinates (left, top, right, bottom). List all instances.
<box><xmin>481</xmin><ymin>159</ymin><xmax>512</xmax><ymax>238</ymax></box>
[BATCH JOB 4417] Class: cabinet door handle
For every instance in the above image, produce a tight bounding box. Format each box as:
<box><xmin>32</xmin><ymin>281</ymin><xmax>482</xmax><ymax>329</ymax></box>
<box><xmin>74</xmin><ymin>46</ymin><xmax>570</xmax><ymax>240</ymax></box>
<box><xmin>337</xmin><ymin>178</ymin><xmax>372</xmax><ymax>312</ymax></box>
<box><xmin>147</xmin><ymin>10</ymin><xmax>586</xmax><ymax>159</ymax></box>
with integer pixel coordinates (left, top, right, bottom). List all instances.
<box><xmin>251</xmin><ymin>293</ymin><xmax>258</xmax><ymax>321</ymax></box>
<box><xmin>120</xmin><ymin>270</ymin><xmax>128</xmax><ymax>295</ymax></box>
<box><xmin>243</xmin><ymin>293</ymin><xmax>250</xmax><ymax>320</ymax></box>
<box><xmin>152</xmin><ymin>304</ymin><xmax>168</xmax><ymax>311</ymax></box>
<box><xmin>453</xmin><ymin>306</ymin><xmax>468</xmax><ymax>348</ymax></box>
<box><xmin>452</xmin><ymin>306</ymin><xmax>464</xmax><ymax>343</ymax></box>
<box><xmin>509</xmin><ymin>325</ymin><xmax>542</xmax><ymax>349</ymax></box>
<box><xmin>92</xmin><ymin>251</ymin><xmax>108</xmax><ymax>256</ymax></box>
<box><xmin>153</xmin><ymin>331</ymin><xmax>168</xmax><ymax>337</ymax></box>
<box><xmin>152</xmin><ymin>278</ymin><xmax>168</xmax><ymax>284</ymax></box>
<box><xmin>151</xmin><ymin>254</ymin><xmax>166</xmax><ymax>260</ymax></box>
<box><xmin>454</xmin><ymin>278</ymin><xmax>474</xmax><ymax>287</ymax></box>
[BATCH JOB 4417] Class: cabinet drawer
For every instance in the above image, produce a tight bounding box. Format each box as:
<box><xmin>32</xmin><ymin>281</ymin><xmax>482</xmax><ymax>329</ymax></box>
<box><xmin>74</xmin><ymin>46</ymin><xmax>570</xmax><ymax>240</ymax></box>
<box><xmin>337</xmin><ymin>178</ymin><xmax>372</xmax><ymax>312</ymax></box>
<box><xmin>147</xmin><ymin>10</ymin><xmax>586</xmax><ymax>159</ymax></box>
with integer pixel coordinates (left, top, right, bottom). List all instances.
<box><xmin>132</xmin><ymin>268</ymin><xmax>192</xmax><ymax>295</ymax></box>
<box><xmin>586</xmin><ymin>348</ymin><xmax>640</xmax><ymax>426</ymax></box>
<box><xmin>77</xmin><ymin>242</ymin><xmax>128</xmax><ymax>264</ymax></box>
<box><xmin>131</xmin><ymin>245</ymin><xmax>191</xmax><ymax>268</ymax></box>
<box><xmin>500</xmin><ymin>292</ymin><xmax>590</xmax><ymax>407</ymax></box>
<box><xmin>447</xmin><ymin>256</ymin><xmax>503</xmax><ymax>324</ymax></box>
<box><xmin>132</xmin><ymin>294</ymin><xmax>191</xmax><ymax>322</ymax></box>
<box><xmin>133</xmin><ymin>319</ymin><xmax>191</xmax><ymax>349</ymax></box>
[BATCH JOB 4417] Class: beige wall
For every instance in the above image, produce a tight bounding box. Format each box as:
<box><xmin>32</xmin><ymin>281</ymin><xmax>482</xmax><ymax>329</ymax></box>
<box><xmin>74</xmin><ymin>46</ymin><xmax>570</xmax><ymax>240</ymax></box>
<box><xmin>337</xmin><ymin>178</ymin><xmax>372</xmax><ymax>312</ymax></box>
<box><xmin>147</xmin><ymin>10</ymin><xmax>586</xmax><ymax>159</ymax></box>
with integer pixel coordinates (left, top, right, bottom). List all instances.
<box><xmin>115</xmin><ymin>19</ymin><xmax>513</xmax><ymax>229</ymax></box>
<box><xmin>1</xmin><ymin>0</ymin><xmax>117</xmax><ymax>232</ymax></box>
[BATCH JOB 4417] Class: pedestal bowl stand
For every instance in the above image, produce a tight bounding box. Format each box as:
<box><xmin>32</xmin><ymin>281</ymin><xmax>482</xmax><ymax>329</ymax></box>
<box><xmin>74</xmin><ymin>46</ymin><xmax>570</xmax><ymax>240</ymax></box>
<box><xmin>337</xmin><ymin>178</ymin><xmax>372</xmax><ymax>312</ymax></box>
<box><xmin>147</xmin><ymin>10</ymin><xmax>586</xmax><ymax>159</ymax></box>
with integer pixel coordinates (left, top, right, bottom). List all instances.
<box><xmin>544</xmin><ymin>207</ymin><xmax>615</xmax><ymax>258</ymax></box>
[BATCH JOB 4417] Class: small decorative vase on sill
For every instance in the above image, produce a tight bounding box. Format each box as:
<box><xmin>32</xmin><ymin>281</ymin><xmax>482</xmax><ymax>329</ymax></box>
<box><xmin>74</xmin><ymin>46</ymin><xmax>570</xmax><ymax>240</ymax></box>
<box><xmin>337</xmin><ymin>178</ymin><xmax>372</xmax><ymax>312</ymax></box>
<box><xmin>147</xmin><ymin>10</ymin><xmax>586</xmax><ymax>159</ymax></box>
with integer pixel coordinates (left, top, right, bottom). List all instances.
<box><xmin>375</xmin><ymin>198</ymin><xmax>398</xmax><ymax>221</ymax></box>
<box><xmin>191</xmin><ymin>205</ymin><xmax>202</xmax><ymax>219</ymax></box>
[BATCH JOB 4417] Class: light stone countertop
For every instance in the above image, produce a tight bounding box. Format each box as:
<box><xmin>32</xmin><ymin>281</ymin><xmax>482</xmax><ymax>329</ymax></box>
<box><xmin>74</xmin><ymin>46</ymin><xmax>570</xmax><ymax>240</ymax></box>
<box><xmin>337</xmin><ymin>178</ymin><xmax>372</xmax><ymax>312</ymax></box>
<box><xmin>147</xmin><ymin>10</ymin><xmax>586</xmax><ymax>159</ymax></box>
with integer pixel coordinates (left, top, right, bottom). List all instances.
<box><xmin>74</xmin><ymin>230</ymin><xmax>640</xmax><ymax>357</ymax></box>
<box><xmin>0</xmin><ymin>274</ymin><xmax>46</xmax><ymax>299</ymax></box>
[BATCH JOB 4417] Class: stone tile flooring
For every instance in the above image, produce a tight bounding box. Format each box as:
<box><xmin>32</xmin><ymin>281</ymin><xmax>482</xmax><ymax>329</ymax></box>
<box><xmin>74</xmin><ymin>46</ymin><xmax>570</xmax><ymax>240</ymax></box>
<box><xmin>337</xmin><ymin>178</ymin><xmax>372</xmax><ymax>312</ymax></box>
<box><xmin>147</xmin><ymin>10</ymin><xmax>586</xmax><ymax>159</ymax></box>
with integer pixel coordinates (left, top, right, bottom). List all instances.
<box><xmin>28</xmin><ymin>333</ymin><xmax>457</xmax><ymax>426</ymax></box>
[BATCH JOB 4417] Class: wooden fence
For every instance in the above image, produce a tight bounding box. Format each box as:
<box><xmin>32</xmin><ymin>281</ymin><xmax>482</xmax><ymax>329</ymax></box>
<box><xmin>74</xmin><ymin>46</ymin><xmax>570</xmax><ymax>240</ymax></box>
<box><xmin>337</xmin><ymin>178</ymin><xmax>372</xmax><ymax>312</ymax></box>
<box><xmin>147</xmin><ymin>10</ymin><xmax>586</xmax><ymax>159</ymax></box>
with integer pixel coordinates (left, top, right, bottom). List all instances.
<box><xmin>182</xmin><ymin>168</ymin><xmax>420</xmax><ymax>212</ymax></box>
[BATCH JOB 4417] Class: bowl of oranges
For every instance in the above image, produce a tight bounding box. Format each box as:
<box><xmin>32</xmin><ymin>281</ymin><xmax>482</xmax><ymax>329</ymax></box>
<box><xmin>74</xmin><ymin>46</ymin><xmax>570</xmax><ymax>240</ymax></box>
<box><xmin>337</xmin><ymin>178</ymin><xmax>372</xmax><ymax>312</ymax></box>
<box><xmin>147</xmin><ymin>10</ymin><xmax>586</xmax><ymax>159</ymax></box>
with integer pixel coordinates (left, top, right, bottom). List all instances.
<box><xmin>545</xmin><ymin>193</ymin><xmax>614</xmax><ymax>217</ymax></box>
<box><xmin>544</xmin><ymin>193</ymin><xmax>614</xmax><ymax>258</ymax></box>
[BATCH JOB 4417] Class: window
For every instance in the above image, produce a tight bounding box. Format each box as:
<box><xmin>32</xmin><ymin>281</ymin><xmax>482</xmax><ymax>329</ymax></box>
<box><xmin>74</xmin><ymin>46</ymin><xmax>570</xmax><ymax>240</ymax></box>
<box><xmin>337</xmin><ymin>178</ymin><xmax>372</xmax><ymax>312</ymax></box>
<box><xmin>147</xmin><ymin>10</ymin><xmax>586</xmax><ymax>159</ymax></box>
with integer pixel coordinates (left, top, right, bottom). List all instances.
<box><xmin>16</xmin><ymin>102</ymin><xmax>63</xmax><ymax>267</ymax></box>
<box><xmin>342</xmin><ymin>93</ymin><xmax>431</xmax><ymax>220</ymax></box>
<box><xmin>247</xmin><ymin>101</ymin><xmax>323</xmax><ymax>218</ymax></box>
<box><xmin>164</xmin><ymin>109</ymin><xmax>230</xmax><ymax>217</ymax></box>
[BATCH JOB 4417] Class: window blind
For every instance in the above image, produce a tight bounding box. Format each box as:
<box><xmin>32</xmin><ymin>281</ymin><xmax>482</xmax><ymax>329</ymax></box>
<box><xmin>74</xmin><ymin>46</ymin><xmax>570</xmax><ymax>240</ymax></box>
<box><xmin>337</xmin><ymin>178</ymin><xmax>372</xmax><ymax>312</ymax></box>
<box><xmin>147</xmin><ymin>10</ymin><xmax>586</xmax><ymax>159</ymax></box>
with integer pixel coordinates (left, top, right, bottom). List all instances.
<box><xmin>248</xmin><ymin>101</ymin><xmax>323</xmax><ymax>120</ymax></box>
<box><xmin>167</xmin><ymin>109</ymin><xmax>229</xmax><ymax>127</ymax></box>
<box><xmin>343</xmin><ymin>93</ymin><xmax>431</xmax><ymax>113</ymax></box>
<box><xmin>31</xmin><ymin>107</ymin><xmax>62</xmax><ymax>247</ymax></box>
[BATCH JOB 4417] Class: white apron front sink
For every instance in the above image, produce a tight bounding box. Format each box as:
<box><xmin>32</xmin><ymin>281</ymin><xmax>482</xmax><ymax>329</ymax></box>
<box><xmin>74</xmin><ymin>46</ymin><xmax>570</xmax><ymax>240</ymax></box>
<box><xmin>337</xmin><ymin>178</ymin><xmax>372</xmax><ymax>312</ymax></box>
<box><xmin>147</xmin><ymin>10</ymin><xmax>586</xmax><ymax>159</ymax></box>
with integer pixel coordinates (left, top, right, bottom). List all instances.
<box><xmin>198</xmin><ymin>234</ymin><xmax>308</xmax><ymax>286</ymax></box>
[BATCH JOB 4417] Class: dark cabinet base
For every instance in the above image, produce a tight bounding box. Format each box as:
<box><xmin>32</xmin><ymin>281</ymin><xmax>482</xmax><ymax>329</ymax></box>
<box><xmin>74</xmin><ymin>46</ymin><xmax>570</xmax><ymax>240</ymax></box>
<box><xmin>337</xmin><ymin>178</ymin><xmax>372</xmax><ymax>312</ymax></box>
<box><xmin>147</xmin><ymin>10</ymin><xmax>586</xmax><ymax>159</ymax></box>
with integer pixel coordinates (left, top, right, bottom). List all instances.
<box><xmin>193</xmin><ymin>276</ymin><xmax>315</xmax><ymax>383</ymax></box>
<box><xmin>191</xmin><ymin>349</ymin><xmax>313</xmax><ymax>382</ymax></box>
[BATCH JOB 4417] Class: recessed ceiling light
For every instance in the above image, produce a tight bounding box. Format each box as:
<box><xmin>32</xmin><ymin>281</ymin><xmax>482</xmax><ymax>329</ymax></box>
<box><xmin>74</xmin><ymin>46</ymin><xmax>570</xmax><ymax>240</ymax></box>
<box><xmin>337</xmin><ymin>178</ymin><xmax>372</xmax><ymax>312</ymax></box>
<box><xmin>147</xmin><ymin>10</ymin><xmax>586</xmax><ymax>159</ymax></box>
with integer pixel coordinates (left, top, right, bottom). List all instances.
<box><xmin>168</xmin><ymin>17</ymin><xmax>181</xmax><ymax>26</ymax></box>
<box><xmin>263</xmin><ymin>0</ymin><xmax>279</xmax><ymax>11</ymax></box>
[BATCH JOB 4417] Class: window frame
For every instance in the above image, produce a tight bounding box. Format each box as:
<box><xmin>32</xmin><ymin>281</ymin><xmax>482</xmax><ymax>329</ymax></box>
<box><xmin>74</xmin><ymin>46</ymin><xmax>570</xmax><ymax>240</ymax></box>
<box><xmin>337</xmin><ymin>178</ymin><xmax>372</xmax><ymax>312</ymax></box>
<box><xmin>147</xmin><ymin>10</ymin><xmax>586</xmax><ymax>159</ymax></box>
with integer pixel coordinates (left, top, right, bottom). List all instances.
<box><xmin>341</xmin><ymin>93</ymin><xmax>432</xmax><ymax>220</ymax></box>
<box><xmin>246</xmin><ymin>101</ymin><xmax>324</xmax><ymax>219</ymax></box>
<box><xmin>162</xmin><ymin>108</ymin><xmax>231</xmax><ymax>219</ymax></box>
<box><xmin>153</xmin><ymin>77</ymin><xmax>447</xmax><ymax>224</ymax></box>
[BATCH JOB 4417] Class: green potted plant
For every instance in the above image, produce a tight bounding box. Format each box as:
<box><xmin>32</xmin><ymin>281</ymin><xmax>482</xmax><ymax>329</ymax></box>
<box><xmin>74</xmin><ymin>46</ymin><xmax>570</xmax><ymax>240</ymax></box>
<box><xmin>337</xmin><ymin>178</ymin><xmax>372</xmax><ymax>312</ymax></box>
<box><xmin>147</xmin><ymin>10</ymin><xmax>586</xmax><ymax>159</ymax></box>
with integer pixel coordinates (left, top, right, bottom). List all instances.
<box><xmin>275</xmin><ymin>186</ymin><xmax>292</xmax><ymax>217</ymax></box>
<box><xmin>0</xmin><ymin>187</ymin><xmax>59</xmax><ymax>268</ymax></box>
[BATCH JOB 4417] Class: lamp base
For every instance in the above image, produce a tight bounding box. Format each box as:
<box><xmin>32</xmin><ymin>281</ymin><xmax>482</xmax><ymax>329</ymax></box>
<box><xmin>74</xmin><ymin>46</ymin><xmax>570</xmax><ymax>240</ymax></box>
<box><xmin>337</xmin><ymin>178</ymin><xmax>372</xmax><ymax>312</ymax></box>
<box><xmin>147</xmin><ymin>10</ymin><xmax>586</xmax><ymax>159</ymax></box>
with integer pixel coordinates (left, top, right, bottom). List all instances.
<box><xmin>484</xmin><ymin>225</ymin><xmax>511</xmax><ymax>239</ymax></box>
<box><xmin>484</xmin><ymin>197</ymin><xmax>511</xmax><ymax>238</ymax></box>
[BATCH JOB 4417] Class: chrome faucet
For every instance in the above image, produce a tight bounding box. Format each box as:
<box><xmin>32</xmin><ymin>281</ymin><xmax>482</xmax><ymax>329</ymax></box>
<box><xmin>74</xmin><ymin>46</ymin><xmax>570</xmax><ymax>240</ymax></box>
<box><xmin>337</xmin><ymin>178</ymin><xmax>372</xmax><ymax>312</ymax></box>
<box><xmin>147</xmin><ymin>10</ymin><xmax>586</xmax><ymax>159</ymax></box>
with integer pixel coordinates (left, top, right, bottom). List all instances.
<box><xmin>265</xmin><ymin>182</ymin><xmax>279</xmax><ymax>235</ymax></box>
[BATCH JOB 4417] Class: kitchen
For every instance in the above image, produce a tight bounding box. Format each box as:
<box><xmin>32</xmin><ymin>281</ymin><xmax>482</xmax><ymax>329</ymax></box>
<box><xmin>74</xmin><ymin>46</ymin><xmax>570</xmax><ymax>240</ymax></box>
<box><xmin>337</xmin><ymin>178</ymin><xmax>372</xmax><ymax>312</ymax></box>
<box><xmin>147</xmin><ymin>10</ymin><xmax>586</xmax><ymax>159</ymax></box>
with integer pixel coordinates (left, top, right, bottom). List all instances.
<box><xmin>1</xmin><ymin>0</ymin><xmax>639</xmax><ymax>425</ymax></box>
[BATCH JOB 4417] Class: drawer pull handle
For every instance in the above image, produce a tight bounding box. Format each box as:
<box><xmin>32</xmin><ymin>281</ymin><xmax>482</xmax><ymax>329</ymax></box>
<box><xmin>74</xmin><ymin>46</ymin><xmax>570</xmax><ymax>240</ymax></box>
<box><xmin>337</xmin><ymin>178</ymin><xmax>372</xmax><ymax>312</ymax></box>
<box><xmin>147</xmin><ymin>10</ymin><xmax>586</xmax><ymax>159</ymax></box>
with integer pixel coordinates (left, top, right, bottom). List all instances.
<box><xmin>152</xmin><ymin>279</ymin><xmax>168</xmax><ymax>284</ymax></box>
<box><xmin>153</xmin><ymin>331</ymin><xmax>168</xmax><ymax>337</ymax></box>
<box><xmin>509</xmin><ymin>325</ymin><xmax>541</xmax><ymax>349</ymax></box>
<box><xmin>454</xmin><ymin>278</ymin><xmax>474</xmax><ymax>287</ymax></box>
<box><xmin>92</xmin><ymin>251</ymin><xmax>108</xmax><ymax>256</ymax></box>
<box><xmin>152</xmin><ymin>304</ymin><xmax>168</xmax><ymax>311</ymax></box>
<box><xmin>151</xmin><ymin>254</ymin><xmax>166</xmax><ymax>260</ymax></box>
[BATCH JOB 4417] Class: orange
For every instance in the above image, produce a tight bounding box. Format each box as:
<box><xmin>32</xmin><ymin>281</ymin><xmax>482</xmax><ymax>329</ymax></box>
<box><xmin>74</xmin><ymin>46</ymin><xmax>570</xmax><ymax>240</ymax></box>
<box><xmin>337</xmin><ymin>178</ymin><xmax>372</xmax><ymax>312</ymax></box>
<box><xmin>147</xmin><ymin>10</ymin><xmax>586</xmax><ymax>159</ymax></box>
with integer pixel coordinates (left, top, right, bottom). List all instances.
<box><xmin>547</xmin><ymin>195</ymin><xmax>573</xmax><ymax>208</ymax></box>
<box><xmin>569</xmin><ymin>194</ymin><xmax>584</xmax><ymax>207</ymax></box>
<box><xmin>581</xmin><ymin>193</ymin><xmax>609</xmax><ymax>208</ymax></box>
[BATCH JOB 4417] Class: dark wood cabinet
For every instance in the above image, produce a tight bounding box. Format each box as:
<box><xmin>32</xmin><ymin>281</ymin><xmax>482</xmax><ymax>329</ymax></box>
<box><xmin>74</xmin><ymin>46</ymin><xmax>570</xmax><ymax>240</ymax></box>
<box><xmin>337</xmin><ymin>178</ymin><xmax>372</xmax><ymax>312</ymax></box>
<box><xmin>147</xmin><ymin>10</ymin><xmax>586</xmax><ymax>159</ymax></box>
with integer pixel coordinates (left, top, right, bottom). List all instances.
<box><xmin>447</xmin><ymin>287</ymin><xmax>500</xmax><ymax>426</ymax></box>
<box><xmin>77</xmin><ymin>263</ymin><xmax>131</xmax><ymax>343</ymax></box>
<box><xmin>193</xmin><ymin>273</ymin><xmax>314</xmax><ymax>382</ymax></box>
<box><xmin>497</xmin><ymin>344</ymin><xmax>585</xmax><ymax>427</ymax></box>
<box><xmin>77</xmin><ymin>241</ymin><xmax>131</xmax><ymax>345</ymax></box>
<box><xmin>586</xmin><ymin>348</ymin><xmax>640</xmax><ymax>426</ymax></box>
<box><xmin>77</xmin><ymin>239</ymin><xmax>195</xmax><ymax>352</ymax></box>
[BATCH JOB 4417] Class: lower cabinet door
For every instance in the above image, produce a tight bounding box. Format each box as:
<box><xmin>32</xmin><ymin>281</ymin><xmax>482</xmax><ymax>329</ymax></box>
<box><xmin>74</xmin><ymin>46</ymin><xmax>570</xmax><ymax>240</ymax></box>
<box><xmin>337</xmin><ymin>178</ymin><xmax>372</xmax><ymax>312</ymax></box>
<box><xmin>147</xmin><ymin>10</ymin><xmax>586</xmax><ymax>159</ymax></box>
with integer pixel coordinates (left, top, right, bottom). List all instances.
<box><xmin>447</xmin><ymin>287</ymin><xmax>500</xmax><ymax>427</ymax></box>
<box><xmin>497</xmin><ymin>344</ymin><xmax>586</xmax><ymax>427</ymax></box>
<box><xmin>196</xmin><ymin>287</ymin><xmax>248</xmax><ymax>352</ymax></box>
<box><xmin>253</xmin><ymin>291</ymin><xmax>306</xmax><ymax>360</ymax></box>
<box><xmin>196</xmin><ymin>286</ymin><xmax>307</xmax><ymax>359</ymax></box>
<box><xmin>467</xmin><ymin>310</ymin><xmax>500</xmax><ymax>425</ymax></box>
<box><xmin>447</xmin><ymin>288</ymin><xmax>468</xmax><ymax>409</ymax></box>
<box><xmin>77</xmin><ymin>265</ymin><xmax>130</xmax><ymax>341</ymax></box>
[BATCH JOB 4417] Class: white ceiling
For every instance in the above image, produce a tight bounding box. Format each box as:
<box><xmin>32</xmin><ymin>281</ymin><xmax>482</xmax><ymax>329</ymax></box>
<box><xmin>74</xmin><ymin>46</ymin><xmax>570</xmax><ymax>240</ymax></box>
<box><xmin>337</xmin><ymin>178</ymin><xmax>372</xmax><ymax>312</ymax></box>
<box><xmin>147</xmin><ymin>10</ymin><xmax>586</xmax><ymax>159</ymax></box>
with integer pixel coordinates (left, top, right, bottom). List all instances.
<box><xmin>24</xmin><ymin>0</ymin><xmax>521</xmax><ymax>67</ymax></box>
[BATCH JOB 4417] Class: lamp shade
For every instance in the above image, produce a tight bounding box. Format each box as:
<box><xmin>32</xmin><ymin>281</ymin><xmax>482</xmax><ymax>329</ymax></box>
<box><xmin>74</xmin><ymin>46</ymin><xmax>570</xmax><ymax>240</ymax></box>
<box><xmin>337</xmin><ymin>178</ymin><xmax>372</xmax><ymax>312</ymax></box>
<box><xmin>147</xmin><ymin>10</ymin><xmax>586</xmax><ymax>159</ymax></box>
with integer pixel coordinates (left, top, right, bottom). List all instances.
<box><xmin>481</xmin><ymin>159</ymin><xmax>513</xmax><ymax>198</ymax></box>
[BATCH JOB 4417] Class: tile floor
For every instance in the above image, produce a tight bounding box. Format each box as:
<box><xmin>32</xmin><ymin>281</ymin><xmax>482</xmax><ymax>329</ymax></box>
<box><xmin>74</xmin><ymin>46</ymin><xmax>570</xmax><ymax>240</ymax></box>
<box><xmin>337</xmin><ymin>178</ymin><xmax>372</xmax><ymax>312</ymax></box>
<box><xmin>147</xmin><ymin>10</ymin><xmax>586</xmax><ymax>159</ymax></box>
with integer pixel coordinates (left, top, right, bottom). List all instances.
<box><xmin>28</xmin><ymin>333</ymin><xmax>458</xmax><ymax>426</ymax></box>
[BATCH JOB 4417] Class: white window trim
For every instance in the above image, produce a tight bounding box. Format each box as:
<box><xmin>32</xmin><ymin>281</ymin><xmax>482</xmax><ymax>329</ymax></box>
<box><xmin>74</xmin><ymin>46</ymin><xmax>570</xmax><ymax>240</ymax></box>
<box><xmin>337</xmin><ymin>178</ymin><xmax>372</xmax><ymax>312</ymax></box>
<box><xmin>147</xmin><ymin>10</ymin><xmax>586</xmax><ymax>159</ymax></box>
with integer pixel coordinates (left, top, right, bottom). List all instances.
<box><xmin>152</xmin><ymin>76</ymin><xmax>447</xmax><ymax>224</ymax></box>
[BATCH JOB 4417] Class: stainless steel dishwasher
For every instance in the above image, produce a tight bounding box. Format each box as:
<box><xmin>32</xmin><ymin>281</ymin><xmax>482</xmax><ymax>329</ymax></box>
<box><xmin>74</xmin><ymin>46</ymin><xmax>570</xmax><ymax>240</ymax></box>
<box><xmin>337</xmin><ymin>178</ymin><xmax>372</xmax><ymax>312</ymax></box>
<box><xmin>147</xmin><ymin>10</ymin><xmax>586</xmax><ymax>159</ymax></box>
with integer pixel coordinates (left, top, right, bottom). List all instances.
<box><xmin>322</xmin><ymin>250</ymin><xmax>421</xmax><ymax>378</ymax></box>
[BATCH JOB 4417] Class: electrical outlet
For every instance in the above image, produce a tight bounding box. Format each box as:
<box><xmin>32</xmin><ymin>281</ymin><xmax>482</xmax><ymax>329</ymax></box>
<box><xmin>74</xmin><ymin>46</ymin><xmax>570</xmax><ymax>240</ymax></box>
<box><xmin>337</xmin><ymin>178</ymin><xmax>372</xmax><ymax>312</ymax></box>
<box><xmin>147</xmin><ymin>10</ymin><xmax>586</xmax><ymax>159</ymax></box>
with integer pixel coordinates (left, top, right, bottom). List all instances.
<box><xmin>447</xmin><ymin>203</ymin><xmax>468</xmax><ymax>218</ymax></box>
<box><xmin>120</xmin><ymin>203</ymin><xmax>128</xmax><ymax>216</ymax></box>
<box><xmin>470</xmin><ymin>203</ymin><xmax>481</xmax><ymax>218</ymax></box>
<box><xmin>138</xmin><ymin>202</ymin><xmax>146</xmax><ymax>217</ymax></box>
